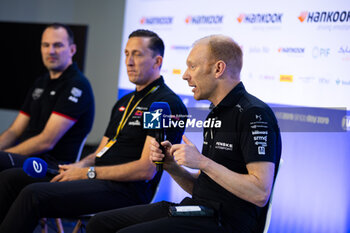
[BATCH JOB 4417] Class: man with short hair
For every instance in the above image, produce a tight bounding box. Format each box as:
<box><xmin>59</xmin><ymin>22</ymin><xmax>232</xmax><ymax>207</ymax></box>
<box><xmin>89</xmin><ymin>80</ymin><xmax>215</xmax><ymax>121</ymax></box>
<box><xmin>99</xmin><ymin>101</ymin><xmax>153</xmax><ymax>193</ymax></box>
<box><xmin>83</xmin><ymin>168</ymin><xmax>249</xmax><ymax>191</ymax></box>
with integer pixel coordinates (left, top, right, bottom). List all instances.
<box><xmin>0</xmin><ymin>23</ymin><xmax>94</xmax><ymax>171</ymax></box>
<box><xmin>86</xmin><ymin>35</ymin><xmax>282</xmax><ymax>233</ymax></box>
<box><xmin>0</xmin><ymin>29</ymin><xmax>187</xmax><ymax>233</ymax></box>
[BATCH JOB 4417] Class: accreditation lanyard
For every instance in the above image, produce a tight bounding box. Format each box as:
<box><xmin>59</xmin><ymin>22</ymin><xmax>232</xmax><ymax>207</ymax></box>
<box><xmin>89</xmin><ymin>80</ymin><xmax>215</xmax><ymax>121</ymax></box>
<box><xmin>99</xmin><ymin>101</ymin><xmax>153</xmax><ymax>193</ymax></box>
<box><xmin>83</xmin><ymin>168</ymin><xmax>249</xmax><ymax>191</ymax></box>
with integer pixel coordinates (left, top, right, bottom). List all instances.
<box><xmin>96</xmin><ymin>85</ymin><xmax>159</xmax><ymax>157</ymax></box>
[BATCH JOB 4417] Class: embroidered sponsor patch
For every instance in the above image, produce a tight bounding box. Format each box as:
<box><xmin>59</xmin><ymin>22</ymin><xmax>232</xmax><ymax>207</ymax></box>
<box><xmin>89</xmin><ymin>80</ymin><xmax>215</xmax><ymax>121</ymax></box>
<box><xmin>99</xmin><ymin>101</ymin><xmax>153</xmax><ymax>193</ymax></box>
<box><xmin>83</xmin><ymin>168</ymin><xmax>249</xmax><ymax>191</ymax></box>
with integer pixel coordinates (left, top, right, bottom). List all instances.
<box><xmin>68</xmin><ymin>87</ymin><xmax>83</xmax><ymax>103</ymax></box>
<box><xmin>215</xmin><ymin>141</ymin><xmax>233</xmax><ymax>151</ymax></box>
<box><xmin>32</xmin><ymin>88</ymin><xmax>44</xmax><ymax>100</ymax></box>
<box><xmin>134</xmin><ymin>110</ymin><xmax>143</xmax><ymax>116</ymax></box>
<box><xmin>251</xmin><ymin>130</ymin><xmax>268</xmax><ymax>135</ymax></box>
<box><xmin>258</xmin><ymin>146</ymin><xmax>266</xmax><ymax>155</ymax></box>
<box><xmin>68</xmin><ymin>96</ymin><xmax>78</xmax><ymax>103</ymax></box>
<box><xmin>71</xmin><ymin>87</ymin><xmax>82</xmax><ymax>97</ymax></box>
<box><xmin>129</xmin><ymin>120</ymin><xmax>141</xmax><ymax>126</ymax></box>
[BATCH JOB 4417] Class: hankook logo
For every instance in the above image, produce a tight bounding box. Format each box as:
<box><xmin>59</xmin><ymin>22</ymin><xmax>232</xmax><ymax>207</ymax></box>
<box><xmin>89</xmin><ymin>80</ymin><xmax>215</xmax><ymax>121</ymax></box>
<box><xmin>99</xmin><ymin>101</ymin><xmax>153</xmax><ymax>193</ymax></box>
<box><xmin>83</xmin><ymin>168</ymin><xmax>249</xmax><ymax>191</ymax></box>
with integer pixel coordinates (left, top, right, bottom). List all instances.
<box><xmin>237</xmin><ymin>13</ymin><xmax>283</xmax><ymax>23</ymax></box>
<box><xmin>298</xmin><ymin>11</ymin><xmax>350</xmax><ymax>23</ymax></box>
<box><xmin>140</xmin><ymin>16</ymin><xmax>173</xmax><ymax>25</ymax></box>
<box><xmin>185</xmin><ymin>15</ymin><xmax>224</xmax><ymax>24</ymax></box>
<box><xmin>278</xmin><ymin>47</ymin><xmax>305</xmax><ymax>54</ymax></box>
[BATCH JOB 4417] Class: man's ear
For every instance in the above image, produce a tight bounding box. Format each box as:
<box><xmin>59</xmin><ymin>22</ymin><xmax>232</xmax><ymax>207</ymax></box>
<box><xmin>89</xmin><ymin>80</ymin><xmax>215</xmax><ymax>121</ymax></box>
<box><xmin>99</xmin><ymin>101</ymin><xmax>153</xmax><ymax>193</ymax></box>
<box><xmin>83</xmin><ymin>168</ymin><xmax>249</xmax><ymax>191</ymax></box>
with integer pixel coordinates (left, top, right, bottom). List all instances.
<box><xmin>70</xmin><ymin>44</ymin><xmax>77</xmax><ymax>56</ymax></box>
<box><xmin>214</xmin><ymin>60</ymin><xmax>226</xmax><ymax>79</ymax></box>
<box><xmin>154</xmin><ymin>55</ymin><xmax>163</xmax><ymax>69</ymax></box>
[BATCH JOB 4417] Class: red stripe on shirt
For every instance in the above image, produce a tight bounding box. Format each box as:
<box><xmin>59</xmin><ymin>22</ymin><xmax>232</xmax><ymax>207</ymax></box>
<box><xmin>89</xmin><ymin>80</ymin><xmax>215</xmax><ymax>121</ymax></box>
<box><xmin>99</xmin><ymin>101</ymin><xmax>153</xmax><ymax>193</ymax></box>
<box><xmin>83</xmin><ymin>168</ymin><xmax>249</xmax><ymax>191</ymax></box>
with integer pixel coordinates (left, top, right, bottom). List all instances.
<box><xmin>52</xmin><ymin>111</ymin><xmax>77</xmax><ymax>122</ymax></box>
<box><xmin>19</xmin><ymin>111</ymin><xmax>30</xmax><ymax>117</ymax></box>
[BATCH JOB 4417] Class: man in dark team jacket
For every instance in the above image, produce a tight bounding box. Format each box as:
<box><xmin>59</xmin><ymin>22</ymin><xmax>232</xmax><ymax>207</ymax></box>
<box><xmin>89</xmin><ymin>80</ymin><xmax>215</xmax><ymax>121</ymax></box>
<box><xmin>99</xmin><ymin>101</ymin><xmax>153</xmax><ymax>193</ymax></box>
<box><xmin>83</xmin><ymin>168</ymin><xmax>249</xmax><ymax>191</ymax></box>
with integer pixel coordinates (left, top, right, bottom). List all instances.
<box><xmin>0</xmin><ymin>29</ymin><xmax>187</xmax><ymax>233</ymax></box>
<box><xmin>86</xmin><ymin>35</ymin><xmax>281</xmax><ymax>233</ymax></box>
<box><xmin>0</xmin><ymin>23</ymin><xmax>94</xmax><ymax>171</ymax></box>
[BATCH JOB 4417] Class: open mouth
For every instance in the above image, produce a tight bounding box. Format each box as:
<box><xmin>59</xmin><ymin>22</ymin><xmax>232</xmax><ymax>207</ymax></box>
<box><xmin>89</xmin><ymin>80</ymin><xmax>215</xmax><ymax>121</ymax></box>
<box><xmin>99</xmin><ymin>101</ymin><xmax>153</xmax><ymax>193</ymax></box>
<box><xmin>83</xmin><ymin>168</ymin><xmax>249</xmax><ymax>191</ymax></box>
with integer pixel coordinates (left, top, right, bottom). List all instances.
<box><xmin>188</xmin><ymin>84</ymin><xmax>197</xmax><ymax>92</ymax></box>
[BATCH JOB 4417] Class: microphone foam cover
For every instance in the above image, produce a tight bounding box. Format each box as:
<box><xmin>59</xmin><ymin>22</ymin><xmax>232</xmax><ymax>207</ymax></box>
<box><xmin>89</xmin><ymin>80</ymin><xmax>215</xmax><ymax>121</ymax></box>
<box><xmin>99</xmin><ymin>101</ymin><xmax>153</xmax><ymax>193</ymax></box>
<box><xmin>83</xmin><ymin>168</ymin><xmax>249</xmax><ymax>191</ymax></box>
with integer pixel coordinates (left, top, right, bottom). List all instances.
<box><xmin>149</xmin><ymin>102</ymin><xmax>172</xmax><ymax>119</ymax></box>
<box><xmin>23</xmin><ymin>157</ymin><xmax>48</xmax><ymax>178</ymax></box>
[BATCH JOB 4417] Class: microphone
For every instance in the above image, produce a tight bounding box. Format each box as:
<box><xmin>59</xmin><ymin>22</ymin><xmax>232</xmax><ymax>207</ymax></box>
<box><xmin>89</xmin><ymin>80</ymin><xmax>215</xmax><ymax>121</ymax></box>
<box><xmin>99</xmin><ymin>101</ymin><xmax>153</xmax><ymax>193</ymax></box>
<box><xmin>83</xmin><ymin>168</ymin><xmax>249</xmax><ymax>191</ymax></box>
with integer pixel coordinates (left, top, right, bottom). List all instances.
<box><xmin>149</xmin><ymin>102</ymin><xmax>171</xmax><ymax>171</ymax></box>
<box><xmin>23</xmin><ymin>157</ymin><xmax>59</xmax><ymax>178</ymax></box>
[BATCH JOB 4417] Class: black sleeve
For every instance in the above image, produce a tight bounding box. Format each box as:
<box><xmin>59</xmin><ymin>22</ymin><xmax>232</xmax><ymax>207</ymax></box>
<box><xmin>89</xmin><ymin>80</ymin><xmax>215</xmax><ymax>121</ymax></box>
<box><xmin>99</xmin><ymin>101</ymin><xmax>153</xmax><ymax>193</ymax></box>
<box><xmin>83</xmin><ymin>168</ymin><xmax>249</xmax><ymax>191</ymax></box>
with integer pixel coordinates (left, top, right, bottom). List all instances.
<box><xmin>20</xmin><ymin>85</ymin><xmax>35</xmax><ymax>116</ymax></box>
<box><xmin>53</xmin><ymin>78</ymin><xmax>94</xmax><ymax>121</ymax></box>
<box><xmin>239</xmin><ymin>107</ymin><xmax>279</xmax><ymax>164</ymax></box>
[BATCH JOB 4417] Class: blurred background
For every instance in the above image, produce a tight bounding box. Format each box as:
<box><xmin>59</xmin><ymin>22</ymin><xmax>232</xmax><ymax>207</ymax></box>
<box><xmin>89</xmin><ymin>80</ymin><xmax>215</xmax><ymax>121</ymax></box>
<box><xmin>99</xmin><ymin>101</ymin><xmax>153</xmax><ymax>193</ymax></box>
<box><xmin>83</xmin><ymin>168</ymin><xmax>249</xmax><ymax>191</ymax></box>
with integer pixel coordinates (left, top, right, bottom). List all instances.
<box><xmin>0</xmin><ymin>0</ymin><xmax>349</xmax><ymax>232</ymax></box>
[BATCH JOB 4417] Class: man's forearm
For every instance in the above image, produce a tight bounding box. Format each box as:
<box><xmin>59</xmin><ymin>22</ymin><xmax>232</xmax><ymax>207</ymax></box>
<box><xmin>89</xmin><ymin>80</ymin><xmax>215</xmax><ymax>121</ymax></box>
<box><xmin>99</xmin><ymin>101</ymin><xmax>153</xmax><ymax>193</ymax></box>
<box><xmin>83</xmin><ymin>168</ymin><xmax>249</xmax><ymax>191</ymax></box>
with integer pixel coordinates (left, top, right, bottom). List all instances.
<box><xmin>94</xmin><ymin>159</ymin><xmax>155</xmax><ymax>182</ymax></box>
<box><xmin>0</xmin><ymin>130</ymin><xmax>18</xmax><ymax>151</ymax></box>
<box><xmin>78</xmin><ymin>153</ymin><xmax>96</xmax><ymax>167</ymax></box>
<box><xmin>5</xmin><ymin>133</ymin><xmax>53</xmax><ymax>155</ymax></box>
<box><xmin>201</xmin><ymin>159</ymin><xmax>275</xmax><ymax>207</ymax></box>
<box><xmin>166</xmin><ymin>163</ymin><xmax>198</xmax><ymax>195</ymax></box>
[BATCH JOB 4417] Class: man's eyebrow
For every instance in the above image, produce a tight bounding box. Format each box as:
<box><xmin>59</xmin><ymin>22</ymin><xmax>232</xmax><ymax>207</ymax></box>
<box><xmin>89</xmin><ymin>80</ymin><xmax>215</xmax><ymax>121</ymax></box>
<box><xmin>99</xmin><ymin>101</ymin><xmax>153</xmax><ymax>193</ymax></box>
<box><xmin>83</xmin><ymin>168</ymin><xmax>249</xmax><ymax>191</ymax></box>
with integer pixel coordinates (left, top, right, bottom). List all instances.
<box><xmin>124</xmin><ymin>49</ymin><xmax>142</xmax><ymax>53</ymax></box>
<box><xmin>187</xmin><ymin>59</ymin><xmax>194</xmax><ymax>66</ymax></box>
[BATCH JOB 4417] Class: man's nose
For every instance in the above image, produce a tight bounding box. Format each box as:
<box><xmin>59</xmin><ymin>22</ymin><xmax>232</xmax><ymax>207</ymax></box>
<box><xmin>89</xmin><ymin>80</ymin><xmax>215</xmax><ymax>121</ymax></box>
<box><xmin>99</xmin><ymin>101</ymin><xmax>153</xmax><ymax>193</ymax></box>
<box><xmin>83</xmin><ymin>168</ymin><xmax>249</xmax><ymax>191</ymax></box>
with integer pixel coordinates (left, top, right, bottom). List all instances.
<box><xmin>48</xmin><ymin>45</ymin><xmax>55</xmax><ymax>54</ymax></box>
<box><xmin>182</xmin><ymin>69</ymin><xmax>189</xmax><ymax>80</ymax></box>
<box><xmin>126</xmin><ymin>55</ymin><xmax>134</xmax><ymax>66</ymax></box>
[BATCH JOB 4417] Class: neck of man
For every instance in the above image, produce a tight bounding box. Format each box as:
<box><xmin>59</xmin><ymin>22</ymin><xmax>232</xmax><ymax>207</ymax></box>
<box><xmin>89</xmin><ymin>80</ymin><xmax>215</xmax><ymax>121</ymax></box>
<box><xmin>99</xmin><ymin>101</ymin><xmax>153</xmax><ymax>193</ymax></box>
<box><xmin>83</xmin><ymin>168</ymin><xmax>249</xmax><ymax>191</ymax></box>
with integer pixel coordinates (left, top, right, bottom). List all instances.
<box><xmin>209</xmin><ymin>78</ymin><xmax>240</xmax><ymax>106</ymax></box>
<box><xmin>49</xmin><ymin>61</ymin><xmax>73</xmax><ymax>79</ymax></box>
<box><xmin>49</xmin><ymin>70</ymin><xmax>64</xmax><ymax>79</ymax></box>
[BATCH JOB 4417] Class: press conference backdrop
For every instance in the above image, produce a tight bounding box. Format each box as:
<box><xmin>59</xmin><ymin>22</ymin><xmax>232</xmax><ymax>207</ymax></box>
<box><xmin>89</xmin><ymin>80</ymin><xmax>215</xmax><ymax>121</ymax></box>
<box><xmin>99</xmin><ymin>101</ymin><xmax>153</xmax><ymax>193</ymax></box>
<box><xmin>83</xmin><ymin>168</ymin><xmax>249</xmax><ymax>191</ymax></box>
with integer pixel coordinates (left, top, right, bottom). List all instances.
<box><xmin>118</xmin><ymin>0</ymin><xmax>350</xmax><ymax>233</ymax></box>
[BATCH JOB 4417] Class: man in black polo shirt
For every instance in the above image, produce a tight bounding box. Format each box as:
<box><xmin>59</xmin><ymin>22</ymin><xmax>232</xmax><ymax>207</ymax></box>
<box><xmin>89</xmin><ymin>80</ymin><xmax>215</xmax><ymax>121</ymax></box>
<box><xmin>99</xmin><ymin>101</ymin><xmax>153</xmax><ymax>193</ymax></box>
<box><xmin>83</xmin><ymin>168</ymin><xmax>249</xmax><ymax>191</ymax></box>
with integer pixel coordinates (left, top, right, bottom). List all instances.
<box><xmin>0</xmin><ymin>29</ymin><xmax>187</xmax><ymax>233</ymax></box>
<box><xmin>0</xmin><ymin>23</ymin><xmax>94</xmax><ymax>171</ymax></box>
<box><xmin>86</xmin><ymin>35</ymin><xmax>281</xmax><ymax>233</ymax></box>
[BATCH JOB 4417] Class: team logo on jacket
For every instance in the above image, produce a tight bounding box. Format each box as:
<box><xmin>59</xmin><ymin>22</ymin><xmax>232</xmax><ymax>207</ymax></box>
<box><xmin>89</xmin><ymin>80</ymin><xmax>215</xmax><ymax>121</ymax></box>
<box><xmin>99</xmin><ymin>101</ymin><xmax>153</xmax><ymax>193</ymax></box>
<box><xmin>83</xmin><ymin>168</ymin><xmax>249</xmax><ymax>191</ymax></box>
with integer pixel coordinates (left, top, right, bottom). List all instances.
<box><xmin>71</xmin><ymin>87</ymin><xmax>82</xmax><ymax>97</ymax></box>
<box><xmin>68</xmin><ymin>87</ymin><xmax>83</xmax><ymax>103</ymax></box>
<box><xmin>258</xmin><ymin>146</ymin><xmax>266</xmax><ymax>155</ymax></box>
<box><xmin>32</xmin><ymin>88</ymin><xmax>44</xmax><ymax>100</ymax></box>
<box><xmin>215</xmin><ymin>141</ymin><xmax>233</xmax><ymax>151</ymax></box>
<box><xmin>134</xmin><ymin>110</ymin><xmax>143</xmax><ymax>116</ymax></box>
<box><xmin>129</xmin><ymin>120</ymin><xmax>141</xmax><ymax>126</ymax></box>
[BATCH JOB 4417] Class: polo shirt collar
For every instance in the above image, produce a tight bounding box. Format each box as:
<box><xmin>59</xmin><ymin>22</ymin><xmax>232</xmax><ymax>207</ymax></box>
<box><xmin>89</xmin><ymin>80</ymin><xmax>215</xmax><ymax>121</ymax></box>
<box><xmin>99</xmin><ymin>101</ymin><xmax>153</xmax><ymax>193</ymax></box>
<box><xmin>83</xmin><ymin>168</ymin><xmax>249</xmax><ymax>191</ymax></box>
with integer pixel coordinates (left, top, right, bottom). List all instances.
<box><xmin>134</xmin><ymin>76</ymin><xmax>164</xmax><ymax>99</ymax></box>
<box><xmin>49</xmin><ymin>62</ymin><xmax>78</xmax><ymax>81</ymax></box>
<box><xmin>63</xmin><ymin>62</ymin><xmax>78</xmax><ymax>76</ymax></box>
<box><xmin>214</xmin><ymin>81</ymin><xmax>246</xmax><ymax>109</ymax></box>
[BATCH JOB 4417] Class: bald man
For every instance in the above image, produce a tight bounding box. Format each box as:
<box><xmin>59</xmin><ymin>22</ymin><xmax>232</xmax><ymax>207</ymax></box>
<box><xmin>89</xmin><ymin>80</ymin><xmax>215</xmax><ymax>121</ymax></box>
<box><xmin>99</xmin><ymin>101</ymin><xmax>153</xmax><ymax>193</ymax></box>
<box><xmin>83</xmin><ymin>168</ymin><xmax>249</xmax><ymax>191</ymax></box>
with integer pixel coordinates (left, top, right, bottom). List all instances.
<box><xmin>87</xmin><ymin>35</ymin><xmax>282</xmax><ymax>233</ymax></box>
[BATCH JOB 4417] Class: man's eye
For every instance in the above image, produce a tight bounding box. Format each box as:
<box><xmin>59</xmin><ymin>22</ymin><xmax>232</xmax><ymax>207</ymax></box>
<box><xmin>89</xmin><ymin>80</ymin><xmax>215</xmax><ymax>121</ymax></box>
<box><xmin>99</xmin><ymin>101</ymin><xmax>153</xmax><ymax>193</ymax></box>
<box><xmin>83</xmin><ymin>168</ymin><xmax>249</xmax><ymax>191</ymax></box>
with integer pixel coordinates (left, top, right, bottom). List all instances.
<box><xmin>54</xmin><ymin>44</ymin><xmax>64</xmax><ymax>48</ymax></box>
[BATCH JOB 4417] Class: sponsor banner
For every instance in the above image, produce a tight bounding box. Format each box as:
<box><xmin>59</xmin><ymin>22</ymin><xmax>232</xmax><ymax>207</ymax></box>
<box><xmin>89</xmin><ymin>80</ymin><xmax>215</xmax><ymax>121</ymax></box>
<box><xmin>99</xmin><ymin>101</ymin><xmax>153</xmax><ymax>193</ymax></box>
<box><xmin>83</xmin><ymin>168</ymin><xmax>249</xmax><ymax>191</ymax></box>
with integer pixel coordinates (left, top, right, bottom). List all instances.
<box><xmin>120</xmin><ymin>0</ymin><xmax>350</xmax><ymax>109</ymax></box>
<box><xmin>273</xmin><ymin>107</ymin><xmax>347</xmax><ymax>132</ymax></box>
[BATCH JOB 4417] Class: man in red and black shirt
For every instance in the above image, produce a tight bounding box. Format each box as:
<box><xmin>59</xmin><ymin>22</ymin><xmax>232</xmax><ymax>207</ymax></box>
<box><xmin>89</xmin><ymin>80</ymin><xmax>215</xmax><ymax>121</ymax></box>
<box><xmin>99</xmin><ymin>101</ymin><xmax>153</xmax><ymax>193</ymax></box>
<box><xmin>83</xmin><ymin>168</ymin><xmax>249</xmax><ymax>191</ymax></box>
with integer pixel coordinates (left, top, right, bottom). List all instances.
<box><xmin>0</xmin><ymin>23</ymin><xmax>94</xmax><ymax>172</ymax></box>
